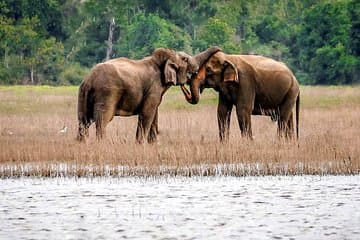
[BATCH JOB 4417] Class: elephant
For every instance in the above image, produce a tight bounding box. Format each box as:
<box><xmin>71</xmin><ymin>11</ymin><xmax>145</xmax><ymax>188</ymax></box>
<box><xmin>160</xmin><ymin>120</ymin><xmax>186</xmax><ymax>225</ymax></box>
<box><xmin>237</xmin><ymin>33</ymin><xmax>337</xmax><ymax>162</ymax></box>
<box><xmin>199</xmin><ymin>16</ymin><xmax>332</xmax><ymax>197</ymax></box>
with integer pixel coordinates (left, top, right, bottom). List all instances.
<box><xmin>181</xmin><ymin>48</ymin><xmax>300</xmax><ymax>141</ymax></box>
<box><xmin>77</xmin><ymin>47</ymin><xmax>220</xmax><ymax>143</ymax></box>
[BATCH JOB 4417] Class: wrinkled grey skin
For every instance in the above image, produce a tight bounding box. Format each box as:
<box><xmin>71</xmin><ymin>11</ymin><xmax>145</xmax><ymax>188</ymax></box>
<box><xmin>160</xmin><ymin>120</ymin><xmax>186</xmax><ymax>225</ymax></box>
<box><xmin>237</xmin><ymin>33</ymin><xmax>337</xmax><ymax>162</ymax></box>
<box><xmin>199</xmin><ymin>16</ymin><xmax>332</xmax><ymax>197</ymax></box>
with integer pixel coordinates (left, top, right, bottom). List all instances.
<box><xmin>182</xmin><ymin>48</ymin><xmax>300</xmax><ymax>142</ymax></box>
<box><xmin>178</xmin><ymin>51</ymin><xmax>199</xmax><ymax>76</ymax></box>
<box><xmin>77</xmin><ymin>48</ymin><xmax>198</xmax><ymax>144</ymax></box>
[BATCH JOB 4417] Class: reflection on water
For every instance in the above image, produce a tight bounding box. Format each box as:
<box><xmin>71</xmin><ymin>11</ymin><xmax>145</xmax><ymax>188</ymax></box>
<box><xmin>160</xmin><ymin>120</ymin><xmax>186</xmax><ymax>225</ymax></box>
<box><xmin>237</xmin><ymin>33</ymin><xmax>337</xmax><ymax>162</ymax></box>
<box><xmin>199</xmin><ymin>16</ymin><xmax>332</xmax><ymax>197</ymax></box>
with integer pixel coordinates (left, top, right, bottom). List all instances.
<box><xmin>1</xmin><ymin>176</ymin><xmax>359</xmax><ymax>239</ymax></box>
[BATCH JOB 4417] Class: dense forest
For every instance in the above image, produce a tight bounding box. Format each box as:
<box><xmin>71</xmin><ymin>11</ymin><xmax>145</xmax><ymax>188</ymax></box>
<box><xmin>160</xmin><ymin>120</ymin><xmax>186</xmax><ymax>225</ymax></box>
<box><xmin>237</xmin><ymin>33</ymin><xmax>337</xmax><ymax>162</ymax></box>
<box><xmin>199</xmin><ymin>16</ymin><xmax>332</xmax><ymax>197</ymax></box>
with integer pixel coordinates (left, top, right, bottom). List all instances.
<box><xmin>0</xmin><ymin>0</ymin><xmax>359</xmax><ymax>85</ymax></box>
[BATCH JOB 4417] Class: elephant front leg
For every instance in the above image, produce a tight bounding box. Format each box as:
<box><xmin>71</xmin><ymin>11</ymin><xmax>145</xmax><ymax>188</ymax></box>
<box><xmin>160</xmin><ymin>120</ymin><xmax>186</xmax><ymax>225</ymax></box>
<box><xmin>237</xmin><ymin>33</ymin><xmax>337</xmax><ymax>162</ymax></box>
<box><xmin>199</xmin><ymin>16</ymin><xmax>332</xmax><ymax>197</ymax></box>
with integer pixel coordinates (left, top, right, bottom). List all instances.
<box><xmin>217</xmin><ymin>96</ymin><xmax>233</xmax><ymax>142</ymax></box>
<box><xmin>147</xmin><ymin>109</ymin><xmax>158</xmax><ymax>143</ymax></box>
<box><xmin>235</xmin><ymin>105</ymin><xmax>253</xmax><ymax>139</ymax></box>
<box><xmin>136</xmin><ymin>102</ymin><xmax>159</xmax><ymax>144</ymax></box>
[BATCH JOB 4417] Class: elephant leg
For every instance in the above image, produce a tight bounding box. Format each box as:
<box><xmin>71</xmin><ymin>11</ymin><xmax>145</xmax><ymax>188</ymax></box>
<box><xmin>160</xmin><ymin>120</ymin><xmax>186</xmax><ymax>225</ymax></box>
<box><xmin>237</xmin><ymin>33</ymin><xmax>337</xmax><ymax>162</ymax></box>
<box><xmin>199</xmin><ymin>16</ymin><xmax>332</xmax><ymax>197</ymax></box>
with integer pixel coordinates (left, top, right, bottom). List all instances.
<box><xmin>147</xmin><ymin>109</ymin><xmax>158</xmax><ymax>143</ymax></box>
<box><xmin>218</xmin><ymin>95</ymin><xmax>233</xmax><ymax>142</ymax></box>
<box><xmin>235</xmin><ymin>105</ymin><xmax>253</xmax><ymax>139</ymax></box>
<box><xmin>136</xmin><ymin>100</ymin><xmax>159</xmax><ymax>144</ymax></box>
<box><xmin>77</xmin><ymin>121</ymin><xmax>91</xmax><ymax>142</ymax></box>
<box><xmin>95</xmin><ymin>101</ymin><xmax>115</xmax><ymax>140</ymax></box>
<box><xmin>285</xmin><ymin>113</ymin><xmax>294</xmax><ymax>139</ymax></box>
<box><xmin>278</xmin><ymin>93</ymin><xmax>296</xmax><ymax>139</ymax></box>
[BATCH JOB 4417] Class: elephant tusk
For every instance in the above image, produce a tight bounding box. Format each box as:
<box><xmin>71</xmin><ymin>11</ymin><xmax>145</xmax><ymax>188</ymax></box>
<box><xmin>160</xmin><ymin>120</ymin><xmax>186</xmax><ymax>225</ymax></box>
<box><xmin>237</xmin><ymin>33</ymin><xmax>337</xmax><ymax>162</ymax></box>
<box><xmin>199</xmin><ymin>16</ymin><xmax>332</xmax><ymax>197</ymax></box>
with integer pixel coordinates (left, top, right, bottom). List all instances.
<box><xmin>180</xmin><ymin>85</ymin><xmax>192</xmax><ymax>101</ymax></box>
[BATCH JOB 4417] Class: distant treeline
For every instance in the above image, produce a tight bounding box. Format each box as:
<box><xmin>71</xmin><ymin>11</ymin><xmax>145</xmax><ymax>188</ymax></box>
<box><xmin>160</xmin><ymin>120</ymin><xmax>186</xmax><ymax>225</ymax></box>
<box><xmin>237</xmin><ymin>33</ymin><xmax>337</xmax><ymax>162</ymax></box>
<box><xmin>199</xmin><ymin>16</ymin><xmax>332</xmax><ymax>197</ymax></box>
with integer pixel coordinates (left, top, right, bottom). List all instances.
<box><xmin>0</xmin><ymin>0</ymin><xmax>359</xmax><ymax>85</ymax></box>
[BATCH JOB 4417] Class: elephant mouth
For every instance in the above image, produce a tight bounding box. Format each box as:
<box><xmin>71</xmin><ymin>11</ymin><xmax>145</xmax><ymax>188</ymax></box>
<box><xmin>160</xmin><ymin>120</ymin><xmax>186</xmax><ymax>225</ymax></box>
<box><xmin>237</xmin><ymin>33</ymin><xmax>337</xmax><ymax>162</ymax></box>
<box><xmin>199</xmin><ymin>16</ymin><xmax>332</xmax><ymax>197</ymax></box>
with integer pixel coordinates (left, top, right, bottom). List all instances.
<box><xmin>186</xmin><ymin>72</ymin><xmax>193</xmax><ymax>80</ymax></box>
<box><xmin>206</xmin><ymin>70</ymin><xmax>215</xmax><ymax>76</ymax></box>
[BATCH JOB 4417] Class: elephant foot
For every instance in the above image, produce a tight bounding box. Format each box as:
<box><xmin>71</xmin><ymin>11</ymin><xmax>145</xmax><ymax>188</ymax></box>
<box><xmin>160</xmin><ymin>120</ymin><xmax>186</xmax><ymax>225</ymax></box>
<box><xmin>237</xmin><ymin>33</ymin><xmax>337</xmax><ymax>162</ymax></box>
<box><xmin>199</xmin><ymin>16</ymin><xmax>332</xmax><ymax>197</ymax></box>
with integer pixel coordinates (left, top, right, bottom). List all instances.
<box><xmin>76</xmin><ymin>135</ymin><xmax>86</xmax><ymax>143</ymax></box>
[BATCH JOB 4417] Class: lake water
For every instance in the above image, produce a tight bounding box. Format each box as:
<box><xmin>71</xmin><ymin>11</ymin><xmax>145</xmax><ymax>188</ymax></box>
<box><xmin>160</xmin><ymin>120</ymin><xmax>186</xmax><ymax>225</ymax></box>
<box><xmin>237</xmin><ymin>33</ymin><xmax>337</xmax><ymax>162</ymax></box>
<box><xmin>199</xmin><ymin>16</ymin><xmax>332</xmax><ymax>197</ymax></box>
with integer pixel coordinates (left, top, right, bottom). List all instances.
<box><xmin>1</xmin><ymin>175</ymin><xmax>359</xmax><ymax>239</ymax></box>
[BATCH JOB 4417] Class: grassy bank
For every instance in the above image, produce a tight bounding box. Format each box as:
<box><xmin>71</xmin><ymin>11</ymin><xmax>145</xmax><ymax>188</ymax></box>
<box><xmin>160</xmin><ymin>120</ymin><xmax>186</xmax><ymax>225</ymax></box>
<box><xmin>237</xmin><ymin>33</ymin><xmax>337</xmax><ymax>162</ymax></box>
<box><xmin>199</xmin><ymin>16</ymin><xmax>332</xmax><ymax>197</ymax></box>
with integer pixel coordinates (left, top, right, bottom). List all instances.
<box><xmin>0</xmin><ymin>85</ymin><xmax>359</xmax><ymax>177</ymax></box>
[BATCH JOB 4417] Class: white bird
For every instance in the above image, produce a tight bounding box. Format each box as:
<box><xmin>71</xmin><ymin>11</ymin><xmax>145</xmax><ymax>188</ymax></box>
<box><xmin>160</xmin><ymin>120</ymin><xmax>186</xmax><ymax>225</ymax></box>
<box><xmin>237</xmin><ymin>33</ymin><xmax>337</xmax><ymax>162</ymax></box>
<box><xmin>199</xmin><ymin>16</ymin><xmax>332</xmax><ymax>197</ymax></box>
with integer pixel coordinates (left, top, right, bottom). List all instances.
<box><xmin>1</xmin><ymin>128</ymin><xmax>13</xmax><ymax>136</ymax></box>
<box><xmin>59</xmin><ymin>126</ymin><xmax>68</xmax><ymax>133</ymax></box>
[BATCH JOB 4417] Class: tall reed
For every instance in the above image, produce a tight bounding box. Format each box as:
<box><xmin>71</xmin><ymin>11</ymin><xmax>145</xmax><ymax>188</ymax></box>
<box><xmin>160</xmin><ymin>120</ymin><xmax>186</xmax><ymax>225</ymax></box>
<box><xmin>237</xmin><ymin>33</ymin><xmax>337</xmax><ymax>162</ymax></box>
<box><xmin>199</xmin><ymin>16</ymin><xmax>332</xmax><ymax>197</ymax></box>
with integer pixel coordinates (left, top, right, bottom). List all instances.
<box><xmin>0</xmin><ymin>86</ymin><xmax>359</xmax><ymax>177</ymax></box>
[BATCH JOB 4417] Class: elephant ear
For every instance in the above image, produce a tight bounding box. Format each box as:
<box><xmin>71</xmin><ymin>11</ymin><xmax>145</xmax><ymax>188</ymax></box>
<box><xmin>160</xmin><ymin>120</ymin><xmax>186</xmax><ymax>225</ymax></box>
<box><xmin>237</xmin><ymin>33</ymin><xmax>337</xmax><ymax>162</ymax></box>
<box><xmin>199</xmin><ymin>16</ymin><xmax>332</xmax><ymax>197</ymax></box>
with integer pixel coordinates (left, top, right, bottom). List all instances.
<box><xmin>223</xmin><ymin>60</ymin><xmax>239</xmax><ymax>83</ymax></box>
<box><xmin>164</xmin><ymin>60</ymin><xmax>178</xmax><ymax>85</ymax></box>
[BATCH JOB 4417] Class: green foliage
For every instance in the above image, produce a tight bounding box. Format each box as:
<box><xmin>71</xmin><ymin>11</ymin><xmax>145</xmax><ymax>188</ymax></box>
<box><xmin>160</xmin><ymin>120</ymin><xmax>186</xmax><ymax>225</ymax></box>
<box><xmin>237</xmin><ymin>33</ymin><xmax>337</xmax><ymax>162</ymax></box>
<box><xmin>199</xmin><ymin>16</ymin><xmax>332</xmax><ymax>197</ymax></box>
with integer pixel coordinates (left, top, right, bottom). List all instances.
<box><xmin>58</xmin><ymin>62</ymin><xmax>89</xmax><ymax>85</ymax></box>
<box><xmin>0</xmin><ymin>0</ymin><xmax>359</xmax><ymax>85</ymax></box>
<box><xmin>311</xmin><ymin>44</ymin><xmax>358</xmax><ymax>84</ymax></box>
<box><xmin>3</xmin><ymin>0</ymin><xmax>66</xmax><ymax>40</ymax></box>
<box><xmin>116</xmin><ymin>13</ymin><xmax>192</xmax><ymax>59</ymax></box>
<box><xmin>194</xmin><ymin>17</ymin><xmax>240</xmax><ymax>53</ymax></box>
<box><xmin>0</xmin><ymin>10</ymin><xmax>65</xmax><ymax>84</ymax></box>
<box><xmin>295</xmin><ymin>1</ymin><xmax>358</xmax><ymax>84</ymax></box>
<box><xmin>0</xmin><ymin>55</ymin><xmax>26</xmax><ymax>84</ymax></box>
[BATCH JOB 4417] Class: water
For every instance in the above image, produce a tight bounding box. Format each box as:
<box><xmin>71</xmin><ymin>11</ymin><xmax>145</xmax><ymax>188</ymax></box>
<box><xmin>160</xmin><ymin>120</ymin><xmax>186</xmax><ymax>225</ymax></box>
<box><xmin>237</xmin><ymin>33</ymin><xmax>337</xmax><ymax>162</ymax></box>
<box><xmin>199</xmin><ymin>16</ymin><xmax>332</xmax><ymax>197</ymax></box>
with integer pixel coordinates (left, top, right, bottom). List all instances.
<box><xmin>1</xmin><ymin>176</ymin><xmax>359</xmax><ymax>239</ymax></box>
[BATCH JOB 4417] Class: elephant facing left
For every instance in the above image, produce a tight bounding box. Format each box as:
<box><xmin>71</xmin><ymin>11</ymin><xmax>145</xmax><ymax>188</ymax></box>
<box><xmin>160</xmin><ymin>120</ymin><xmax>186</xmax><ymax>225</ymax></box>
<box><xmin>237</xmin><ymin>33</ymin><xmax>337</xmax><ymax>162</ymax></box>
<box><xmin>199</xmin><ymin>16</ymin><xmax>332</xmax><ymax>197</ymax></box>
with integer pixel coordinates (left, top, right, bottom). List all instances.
<box><xmin>77</xmin><ymin>48</ymin><xmax>203</xmax><ymax>144</ymax></box>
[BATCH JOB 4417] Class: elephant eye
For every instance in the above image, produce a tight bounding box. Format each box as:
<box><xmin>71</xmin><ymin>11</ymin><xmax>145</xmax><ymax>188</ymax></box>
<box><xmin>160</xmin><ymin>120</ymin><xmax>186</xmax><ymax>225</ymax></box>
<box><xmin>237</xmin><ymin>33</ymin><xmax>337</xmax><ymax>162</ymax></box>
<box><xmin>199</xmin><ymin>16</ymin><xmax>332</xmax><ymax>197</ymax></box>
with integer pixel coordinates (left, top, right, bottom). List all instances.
<box><xmin>210</xmin><ymin>59</ymin><xmax>220</xmax><ymax>66</ymax></box>
<box><xmin>182</xmin><ymin>57</ymin><xmax>188</xmax><ymax>63</ymax></box>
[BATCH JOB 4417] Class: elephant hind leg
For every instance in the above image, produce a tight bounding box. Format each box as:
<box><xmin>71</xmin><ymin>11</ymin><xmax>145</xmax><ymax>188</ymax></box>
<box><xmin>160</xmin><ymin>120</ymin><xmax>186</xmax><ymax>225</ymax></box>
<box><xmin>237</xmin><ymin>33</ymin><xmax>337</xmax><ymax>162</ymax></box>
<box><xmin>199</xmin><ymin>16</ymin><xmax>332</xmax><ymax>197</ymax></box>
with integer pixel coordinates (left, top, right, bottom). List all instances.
<box><xmin>77</xmin><ymin>122</ymin><xmax>91</xmax><ymax>142</ymax></box>
<box><xmin>278</xmin><ymin>94</ymin><xmax>296</xmax><ymax>139</ymax></box>
<box><xmin>236</xmin><ymin>106</ymin><xmax>253</xmax><ymax>139</ymax></box>
<box><xmin>277</xmin><ymin>114</ymin><xmax>294</xmax><ymax>139</ymax></box>
<box><xmin>94</xmin><ymin>101</ymin><xmax>115</xmax><ymax>140</ymax></box>
<box><xmin>285</xmin><ymin>113</ymin><xmax>294</xmax><ymax>139</ymax></box>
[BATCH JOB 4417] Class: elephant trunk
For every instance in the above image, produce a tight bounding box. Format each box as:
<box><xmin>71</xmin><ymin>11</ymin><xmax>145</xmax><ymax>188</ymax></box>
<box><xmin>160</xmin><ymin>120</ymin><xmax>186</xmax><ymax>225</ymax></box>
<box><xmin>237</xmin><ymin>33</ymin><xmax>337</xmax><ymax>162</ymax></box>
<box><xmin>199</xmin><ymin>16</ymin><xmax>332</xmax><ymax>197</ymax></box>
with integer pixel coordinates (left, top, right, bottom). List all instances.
<box><xmin>181</xmin><ymin>47</ymin><xmax>222</xmax><ymax>104</ymax></box>
<box><xmin>181</xmin><ymin>65</ymin><xmax>206</xmax><ymax>105</ymax></box>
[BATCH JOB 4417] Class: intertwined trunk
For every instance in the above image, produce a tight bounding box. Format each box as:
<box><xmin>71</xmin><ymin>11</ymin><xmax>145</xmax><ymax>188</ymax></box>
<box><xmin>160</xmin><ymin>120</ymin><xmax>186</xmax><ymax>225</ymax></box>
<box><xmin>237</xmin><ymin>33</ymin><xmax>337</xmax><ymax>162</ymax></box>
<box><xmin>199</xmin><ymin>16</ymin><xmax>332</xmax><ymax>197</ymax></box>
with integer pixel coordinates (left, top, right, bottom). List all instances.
<box><xmin>181</xmin><ymin>46</ymin><xmax>222</xmax><ymax>104</ymax></box>
<box><xmin>181</xmin><ymin>66</ymin><xmax>205</xmax><ymax>104</ymax></box>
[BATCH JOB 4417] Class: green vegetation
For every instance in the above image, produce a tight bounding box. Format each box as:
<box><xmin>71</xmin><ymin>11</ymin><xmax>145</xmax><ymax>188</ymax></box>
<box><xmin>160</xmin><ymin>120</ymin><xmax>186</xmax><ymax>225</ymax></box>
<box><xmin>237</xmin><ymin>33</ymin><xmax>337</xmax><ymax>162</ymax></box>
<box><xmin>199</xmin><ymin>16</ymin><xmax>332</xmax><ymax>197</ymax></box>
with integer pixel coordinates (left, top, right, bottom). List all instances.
<box><xmin>0</xmin><ymin>0</ymin><xmax>359</xmax><ymax>85</ymax></box>
<box><xmin>0</xmin><ymin>85</ymin><xmax>77</xmax><ymax>114</ymax></box>
<box><xmin>1</xmin><ymin>85</ymin><xmax>359</xmax><ymax>115</ymax></box>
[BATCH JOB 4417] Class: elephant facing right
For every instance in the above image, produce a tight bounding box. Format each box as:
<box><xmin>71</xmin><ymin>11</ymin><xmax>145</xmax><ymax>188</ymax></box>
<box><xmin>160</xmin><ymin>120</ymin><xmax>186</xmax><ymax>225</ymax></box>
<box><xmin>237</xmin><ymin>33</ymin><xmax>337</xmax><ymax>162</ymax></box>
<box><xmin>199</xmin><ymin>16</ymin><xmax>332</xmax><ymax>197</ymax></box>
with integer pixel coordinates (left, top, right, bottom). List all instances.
<box><xmin>181</xmin><ymin>48</ymin><xmax>300</xmax><ymax>141</ymax></box>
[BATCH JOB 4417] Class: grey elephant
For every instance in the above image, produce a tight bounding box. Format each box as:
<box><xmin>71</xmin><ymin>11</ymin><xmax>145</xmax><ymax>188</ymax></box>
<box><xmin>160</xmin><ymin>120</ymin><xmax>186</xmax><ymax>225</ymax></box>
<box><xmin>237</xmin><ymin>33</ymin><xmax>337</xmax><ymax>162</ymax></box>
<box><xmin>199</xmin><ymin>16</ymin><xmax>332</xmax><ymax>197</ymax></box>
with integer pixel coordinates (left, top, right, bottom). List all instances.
<box><xmin>77</xmin><ymin>47</ymin><xmax>219</xmax><ymax>143</ymax></box>
<box><xmin>181</xmin><ymin>48</ymin><xmax>300</xmax><ymax>141</ymax></box>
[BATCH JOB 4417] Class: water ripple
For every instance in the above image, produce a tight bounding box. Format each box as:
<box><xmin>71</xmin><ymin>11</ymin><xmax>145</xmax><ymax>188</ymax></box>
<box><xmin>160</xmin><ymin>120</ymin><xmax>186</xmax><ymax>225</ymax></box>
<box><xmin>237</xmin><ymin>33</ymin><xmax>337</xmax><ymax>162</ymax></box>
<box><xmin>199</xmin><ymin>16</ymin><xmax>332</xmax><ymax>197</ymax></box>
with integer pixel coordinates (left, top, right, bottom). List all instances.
<box><xmin>0</xmin><ymin>175</ymin><xmax>359</xmax><ymax>239</ymax></box>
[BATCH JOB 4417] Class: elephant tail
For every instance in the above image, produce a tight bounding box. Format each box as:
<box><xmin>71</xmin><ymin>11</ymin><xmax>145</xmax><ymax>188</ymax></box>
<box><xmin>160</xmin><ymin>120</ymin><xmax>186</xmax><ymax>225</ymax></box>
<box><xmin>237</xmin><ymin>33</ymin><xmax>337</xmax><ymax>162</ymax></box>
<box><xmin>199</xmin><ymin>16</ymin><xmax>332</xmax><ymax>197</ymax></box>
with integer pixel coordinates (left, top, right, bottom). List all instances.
<box><xmin>77</xmin><ymin>80</ymin><xmax>93</xmax><ymax>141</ymax></box>
<box><xmin>295</xmin><ymin>93</ymin><xmax>300</xmax><ymax>140</ymax></box>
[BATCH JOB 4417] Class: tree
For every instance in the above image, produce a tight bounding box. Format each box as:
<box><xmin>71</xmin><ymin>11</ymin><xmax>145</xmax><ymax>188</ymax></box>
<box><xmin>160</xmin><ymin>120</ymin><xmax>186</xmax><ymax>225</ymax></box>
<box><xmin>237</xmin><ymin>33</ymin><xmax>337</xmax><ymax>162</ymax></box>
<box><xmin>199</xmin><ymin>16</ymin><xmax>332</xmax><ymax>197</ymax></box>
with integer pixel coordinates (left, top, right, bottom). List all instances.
<box><xmin>0</xmin><ymin>0</ymin><xmax>359</xmax><ymax>85</ymax></box>
<box><xmin>3</xmin><ymin>0</ymin><xmax>66</xmax><ymax>40</ymax></box>
<box><xmin>348</xmin><ymin>0</ymin><xmax>360</xmax><ymax>82</ymax></box>
<box><xmin>0</xmin><ymin>15</ymin><xmax>14</xmax><ymax>68</ymax></box>
<box><xmin>295</xmin><ymin>1</ymin><xmax>358</xmax><ymax>84</ymax></box>
<box><xmin>311</xmin><ymin>44</ymin><xmax>357</xmax><ymax>84</ymax></box>
<box><xmin>116</xmin><ymin>13</ymin><xmax>192</xmax><ymax>59</ymax></box>
<box><xmin>16</xmin><ymin>18</ymin><xmax>64</xmax><ymax>84</ymax></box>
<box><xmin>0</xmin><ymin>16</ymin><xmax>64</xmax><ymax>84</ymax></box>
<box><xmin>193</xmin><ymin>17</ymin><xmax>240</xmax><ymax>53</ymax></box>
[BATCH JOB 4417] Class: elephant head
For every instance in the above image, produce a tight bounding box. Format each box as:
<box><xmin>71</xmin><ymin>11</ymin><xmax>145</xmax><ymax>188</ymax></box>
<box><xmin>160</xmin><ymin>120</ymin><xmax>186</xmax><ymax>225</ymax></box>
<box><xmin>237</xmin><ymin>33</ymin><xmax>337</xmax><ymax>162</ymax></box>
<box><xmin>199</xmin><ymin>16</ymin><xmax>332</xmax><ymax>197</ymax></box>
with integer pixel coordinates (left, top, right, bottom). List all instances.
<box><xmin>180</xmin><ymin>47</ymin><xmax>224</xmax><ymax>104</ymax></box>
<box><xmin>177</xmin><ymin>51</ymin><xmax>200</xmax><ymax>78</ymax></box>
<box><xmin>181</xmin><ymin>50</ymin><xmax>239</xmax><ymax>104</ymax></box>
<box><xmin>152</xmin><ymin>48</ymin><xmax>194</xmax><ymax>86</ymax></box>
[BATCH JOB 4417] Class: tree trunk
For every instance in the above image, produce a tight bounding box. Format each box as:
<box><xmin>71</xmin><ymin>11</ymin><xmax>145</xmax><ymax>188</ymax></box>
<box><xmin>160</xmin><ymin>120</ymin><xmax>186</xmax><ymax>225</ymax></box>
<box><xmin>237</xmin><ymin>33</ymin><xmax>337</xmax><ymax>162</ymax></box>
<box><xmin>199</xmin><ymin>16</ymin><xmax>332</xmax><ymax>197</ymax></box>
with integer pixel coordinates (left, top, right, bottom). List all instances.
<box><xmin>105</xmin><ymin>17</ymin><xmax>115</xmax><ymax>61</ymax></box>
<box><xmin>30</xmin><ymin>66</ymin><xmax>34</xmax><ymax>85</ymax></box>
<box><xmin>4</xmin><ymin>47</ymin><xmax>8</xmax><ymax>68</ymax></box>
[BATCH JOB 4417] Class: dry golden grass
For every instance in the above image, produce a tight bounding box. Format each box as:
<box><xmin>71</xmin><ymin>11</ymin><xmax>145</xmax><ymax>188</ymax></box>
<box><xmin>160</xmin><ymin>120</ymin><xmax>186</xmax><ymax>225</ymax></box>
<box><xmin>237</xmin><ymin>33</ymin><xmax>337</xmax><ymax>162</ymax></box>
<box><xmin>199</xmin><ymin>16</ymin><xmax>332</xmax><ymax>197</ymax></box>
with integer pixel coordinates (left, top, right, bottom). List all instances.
<box><xmin>0</xmin><ymin>85</ymin><xmax>359</xmax><ymax>177</ymax></box>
